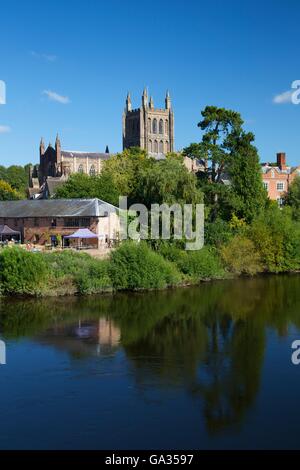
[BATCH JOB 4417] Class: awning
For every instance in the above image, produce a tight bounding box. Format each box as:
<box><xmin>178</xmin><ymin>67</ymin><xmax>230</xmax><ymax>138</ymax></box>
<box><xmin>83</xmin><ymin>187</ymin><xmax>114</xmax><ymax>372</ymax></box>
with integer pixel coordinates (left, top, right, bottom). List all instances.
<box><xmin>0</xmin><ymin>225</ymin><xmax>21</xmax><ymax>236</ymax></box>
<box><xmin>64</xmin><ymin>228</ymin><xmax>100</xmax><ymax>239</ymax></box>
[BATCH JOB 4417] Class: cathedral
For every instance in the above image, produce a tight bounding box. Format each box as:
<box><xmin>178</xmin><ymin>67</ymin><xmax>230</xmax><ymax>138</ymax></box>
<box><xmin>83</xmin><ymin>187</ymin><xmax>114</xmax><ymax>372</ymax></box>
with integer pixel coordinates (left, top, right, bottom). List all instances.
<box><xmin>37</xmin><ymin>135</ymin><xmax>111</xmax><ymax>183</ymax></box>
<box><xmin>28</xmin><ymin>89</ymin><xmax>200</xmax><ymax>198</ymax></box>
<box><xmin>123</xmin><ymin>89</ymin><xmax>174</xmax><ymax>155</ymax></box>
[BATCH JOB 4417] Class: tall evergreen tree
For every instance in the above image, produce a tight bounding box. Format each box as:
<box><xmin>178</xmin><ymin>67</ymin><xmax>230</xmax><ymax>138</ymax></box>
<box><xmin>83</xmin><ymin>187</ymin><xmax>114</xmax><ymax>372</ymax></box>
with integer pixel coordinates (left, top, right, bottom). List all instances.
<box><xmin>228</xmin><ymin>132</ymin><xmax>268</xmax><ymax>222</ymax></box>
<box><xmin>183</xmin><ymin>106</ymin><xmax>267</xmax><ymax>222</ymax></box>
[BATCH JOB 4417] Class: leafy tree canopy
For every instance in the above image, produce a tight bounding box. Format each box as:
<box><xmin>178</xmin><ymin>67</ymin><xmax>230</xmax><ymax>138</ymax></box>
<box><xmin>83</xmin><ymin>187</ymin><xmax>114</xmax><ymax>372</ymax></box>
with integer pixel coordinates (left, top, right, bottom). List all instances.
<box><xmin>0</xmin><ymin>165</ymin><xmax>29</xmax><ymax>196</ymax></box>
<box><xmin>55</xmin><ymin>172</ymin><xmax>119</xmax><ymax>206</ymax></box>
<box><xmin>0</xmin><ymin>179</ymin><xmax>22</xmax><ymax>201</ymax></box>
<box><xmin>183</xmin><ymin>106</ymin><xmax>267</xmax><ymax>222</ymax></box>
<box><xmin>284</xmin><ymin>176</ymin><xmax>300</xmax><ymax>220</ymax></box>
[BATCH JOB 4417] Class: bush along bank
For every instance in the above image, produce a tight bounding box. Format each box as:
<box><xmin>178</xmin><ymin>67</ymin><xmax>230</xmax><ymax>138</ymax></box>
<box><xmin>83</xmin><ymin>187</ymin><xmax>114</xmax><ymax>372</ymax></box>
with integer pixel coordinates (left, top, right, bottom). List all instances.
<box><xmin>0</xmin><ymin>242</ymin><xmax>225</xmax><ymax>297</ymax></box>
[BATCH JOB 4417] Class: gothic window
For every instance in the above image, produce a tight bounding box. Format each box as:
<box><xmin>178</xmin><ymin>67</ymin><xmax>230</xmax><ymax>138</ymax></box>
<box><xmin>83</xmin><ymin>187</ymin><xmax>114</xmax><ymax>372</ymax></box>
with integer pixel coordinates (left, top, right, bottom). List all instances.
<box><xmin>152</xmin><ymin>118</ymin><xmax>157</xmax><ymax>134</ymax></box>
<box><xmin>159</xmin><ymin>119</ymin><xmax>164</xmax><ymax>134</ymax></box>
<box><xmin>166</xmin><ymin>141</ymin><xmax>170</xmax><ymax>153</ymax></box>
<box><xmin>154</xmin><ymin>140</ymin><xmax>158</xmax><ymax>153</ymax></box>
<box><xmin>148</xmin><ymin>118</ymin><xmax>151</xmax><ymax>131</ymax></box>
<box><xmin>89</xmin><ymin>165</ymin><xmax>96</xmax><ymax>176</ymax></box>
<box><xmin>149</xmin><ymin>140</ymin><xmax>153</xmax><ymax>152</ymax></box>
<box><xmin>159</xmin><ymin>141</ymin><xmax>164</xmax><ymax>153</ymax></box>
<box><xmin>78</xmin><ymin>164</ymin><xmax>84</xmax><ymax>174</ymax></box>
<box><xmin>165</xmin><ymin>120</ymin><xmax>169</xmax><ymax>134</ymax></box>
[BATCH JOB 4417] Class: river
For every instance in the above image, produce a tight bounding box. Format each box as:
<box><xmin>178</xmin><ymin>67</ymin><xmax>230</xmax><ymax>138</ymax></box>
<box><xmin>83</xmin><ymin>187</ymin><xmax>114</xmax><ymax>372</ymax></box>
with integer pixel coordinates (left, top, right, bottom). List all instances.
<box><xmin>0</xmin><ymin>275</ymin><xmax>300</xmax><ymax>449</ymax></box>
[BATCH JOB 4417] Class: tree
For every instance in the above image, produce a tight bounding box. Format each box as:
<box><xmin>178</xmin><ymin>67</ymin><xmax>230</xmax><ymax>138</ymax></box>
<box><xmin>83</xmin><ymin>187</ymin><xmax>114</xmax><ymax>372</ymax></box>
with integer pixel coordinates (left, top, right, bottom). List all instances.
<box><xmin>284</xmin><ymin>176</ymin><xmax>300</xmax><ymax>220</ymax></box>
<box><xmin>55</xmin><ymin>172</ymin><xmax>119</xmax><ymax>206</ymax></box>
<box><xmin>227</xmin><ymin>132</ymin><xmax>268</xmax><ymax>222</ymax></box>
<box><xmin>0</xmin><ymin>179</ymin><xmax>21</xmax><ymax>200</ymax></box>
<box><xmin>183</xmin><ymin>106</ymin><xmax>266</xmax><ymax>222</ymax></box>
<box><xmin>134</xmin><ymin>156</ymin><xmax>203</xmax><ymax>207</ymax></box>
<box><xmin>0</xmin><ymin>164</ymin><xmax>29</xmax><ymax>197</ymax></box>
<box><xmin>102</xmin><ymin>147</ymin><xmax>151</xmax><ymax>202</ymax></box>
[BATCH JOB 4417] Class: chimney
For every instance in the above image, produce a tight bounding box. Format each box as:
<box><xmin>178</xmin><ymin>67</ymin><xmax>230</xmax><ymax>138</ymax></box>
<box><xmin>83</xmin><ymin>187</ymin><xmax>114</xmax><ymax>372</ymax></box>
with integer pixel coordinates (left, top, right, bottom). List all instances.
<box><xmin>277</xmin><ymin>152</ymin><xmax>286</xmax><ymax>170</ymax></box>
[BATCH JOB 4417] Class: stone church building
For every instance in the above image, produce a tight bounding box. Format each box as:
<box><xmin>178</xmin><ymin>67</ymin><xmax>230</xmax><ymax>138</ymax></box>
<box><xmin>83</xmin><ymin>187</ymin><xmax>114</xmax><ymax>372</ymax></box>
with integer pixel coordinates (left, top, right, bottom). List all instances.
<box><xmin>28</xmin><ymin>89</ymin><xmax>201</xmax><ymax>199</ymax></box>
<box><xmin>28</xmin><ymin>136</ymin><xmax>111</xmax><ymax>198</ymax></box>
<box><xmin>36</xmin><ymin>135</ymin><xmax>111</xmax><ymax>184</ymax></box>
<box><xmin>123</xmin><ymin>89</ymin><xmax>174</xmax><ymax>155</ymax></box>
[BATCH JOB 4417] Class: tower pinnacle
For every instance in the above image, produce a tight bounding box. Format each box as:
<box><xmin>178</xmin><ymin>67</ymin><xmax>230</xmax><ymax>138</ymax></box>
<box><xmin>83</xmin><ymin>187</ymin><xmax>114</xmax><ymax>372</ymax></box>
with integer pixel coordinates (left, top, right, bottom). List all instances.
<box><xmin>126</xmin><ymin>92</ymin><xmax>132</xmax><ymax>112</ymax></box>
<box><xmin>165</xmin><ymin>90</ymin><xmax>171</xmax><ymax>109</ymax></box>
<box><xmin>142</xmin><ymin>87</ymin><xmax>148</xmax><ymax>108</ymax></box>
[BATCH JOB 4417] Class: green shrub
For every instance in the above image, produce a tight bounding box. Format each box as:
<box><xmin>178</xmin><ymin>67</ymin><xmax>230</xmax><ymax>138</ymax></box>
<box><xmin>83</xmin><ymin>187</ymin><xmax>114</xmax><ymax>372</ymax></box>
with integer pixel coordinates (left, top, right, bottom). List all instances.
<box><xmin>109</xmin><ymin>241</ymin><xmax>181</xmax><ymax>290</ymax></box>
<box><xmin>45</xmin><ymin>250</ymin><xmax>92</xmax><ymax>277</ymax></box>
<box><xmin>176</xmin><ymin>247</ymin><xmax>224</xmax><ymax>280</ymax></box>
<box><xmin>220</xmin><ymin>236</ymin><xmax>262</xmax><ymax>276</ymax></box>
<box><xmin>0</xmin><ymin>247</ymin><xmax>49</xmax><ymax>296</ymax></box>
<box><xmin>205</xmin><ymin>218</ymin><xmax>232</xmax><ymax>247</ymax></box>
<box><xmin>156</xmin><ymin>243</ymin><xmax>183</xmax><ymax>264</ymax></box>
<box><xmin>74</xmin><ymin>259</ymin><xmax>112</xmax><ymax>294</ymax></box>
<box><xmin>248</xmin><ymin>207</ymin><xmax>300</xmax><ymax>272</ymax></box>
<box><xmin>158</xmin><ymin>243</ymin><xmax>224</xmax><ymax>281</ymax></box>
<box><xmin>45</xmin><ymin>250</ymin><xmax>112</xmax><ymax>294</ymax></box>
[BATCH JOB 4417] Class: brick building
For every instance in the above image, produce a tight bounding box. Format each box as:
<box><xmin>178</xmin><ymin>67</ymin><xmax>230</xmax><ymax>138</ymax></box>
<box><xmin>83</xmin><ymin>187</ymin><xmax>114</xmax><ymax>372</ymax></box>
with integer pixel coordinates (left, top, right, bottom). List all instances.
<box><xmin>261</xmin><ymin>153</ymin><xmax>300</xmax><ymax>205</ymax></box>
<box><xmin>0</xmin><ymin>199</ymin><xmax>120</xmax><ymax>247</ymax></box>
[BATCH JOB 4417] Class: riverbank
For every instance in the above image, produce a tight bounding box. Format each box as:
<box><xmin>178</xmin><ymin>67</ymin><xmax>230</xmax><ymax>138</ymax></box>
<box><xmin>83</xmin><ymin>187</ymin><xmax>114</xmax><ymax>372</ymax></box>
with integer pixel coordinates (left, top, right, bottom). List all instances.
<box><xmin>0</xmin><ymin>239</ymin><xmax>299</xmax><ymax>298</ymax></box>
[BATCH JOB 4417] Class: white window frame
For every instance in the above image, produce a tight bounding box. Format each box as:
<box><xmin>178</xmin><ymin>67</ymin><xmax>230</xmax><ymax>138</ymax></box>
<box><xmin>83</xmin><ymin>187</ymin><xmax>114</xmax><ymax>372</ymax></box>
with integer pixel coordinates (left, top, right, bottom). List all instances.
<box><xmin>276</xmin><ymin>181</ymin><xmax>285</xmax><ymax>191</ymax></box>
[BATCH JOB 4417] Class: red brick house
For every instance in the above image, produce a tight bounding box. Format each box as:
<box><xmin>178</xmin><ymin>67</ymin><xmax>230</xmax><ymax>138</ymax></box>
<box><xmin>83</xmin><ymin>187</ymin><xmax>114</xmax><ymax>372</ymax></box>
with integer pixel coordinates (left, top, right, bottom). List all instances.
<box><xmin>0</xmin><ymin>198</ymin><xmax>120</xmax><ymax>247</ymax></box>
<box><xmin>261</xmin><ymin>153</ymin><xmax>300</xmax><ymax>205</ymax></box>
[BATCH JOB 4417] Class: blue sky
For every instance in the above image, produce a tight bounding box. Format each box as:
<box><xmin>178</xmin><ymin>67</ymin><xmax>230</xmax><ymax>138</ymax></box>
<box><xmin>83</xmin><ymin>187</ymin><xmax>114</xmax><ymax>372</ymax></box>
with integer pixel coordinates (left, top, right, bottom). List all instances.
<box><xmin>0</xmin><ymin>0</ymin><xmax>300</xmax><ymax>166</ymax></box>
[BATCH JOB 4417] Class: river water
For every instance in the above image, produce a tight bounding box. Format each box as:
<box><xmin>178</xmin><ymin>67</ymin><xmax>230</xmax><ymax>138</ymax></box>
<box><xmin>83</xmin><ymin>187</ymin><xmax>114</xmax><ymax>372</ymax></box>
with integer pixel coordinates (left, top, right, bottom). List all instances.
<box><xmin>0</xmin><ymin>275</ymin><xmax>300</xmax><ymax>449</ymax></box>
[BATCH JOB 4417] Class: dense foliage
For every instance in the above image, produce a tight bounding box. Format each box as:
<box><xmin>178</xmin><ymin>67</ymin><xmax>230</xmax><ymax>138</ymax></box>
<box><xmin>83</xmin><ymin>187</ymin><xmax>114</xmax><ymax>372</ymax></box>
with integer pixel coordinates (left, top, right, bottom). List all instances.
<box><xmin>0</xmin><ymin>179</ymin><xmax>22</xmax><ymax>200</ymax></box>
<box><xmin>0</xmin><ymin>248</ymin><xmax>49</xmax><ymax>295</ymax></box>
<box><xmin>183</xmin><ymin>106</ymin><xmax>268</xmax><ymax>222</ymax></box>
<box><xmin>0</xmin><ymin>164</ymin><xmax>29</xmax><ymax>197</ymax></box>
<box><xmin>56</xmin><ymin>148</ymin><xmax>203</xmax><ymax>208</ymax></box>
<box><xmin>284</xmin><ymin>176</ymin><xmax>300</xmax><ymax>221</ymax></box>
<box><xmin>109</xmin><ymin>241</ymin><xmax>181</xmax><ymax>290</ymax></box>
<box><xmin>54</xmin><ymin>172</ymin><xmax>120</xmax><ymax>206</ymax></box>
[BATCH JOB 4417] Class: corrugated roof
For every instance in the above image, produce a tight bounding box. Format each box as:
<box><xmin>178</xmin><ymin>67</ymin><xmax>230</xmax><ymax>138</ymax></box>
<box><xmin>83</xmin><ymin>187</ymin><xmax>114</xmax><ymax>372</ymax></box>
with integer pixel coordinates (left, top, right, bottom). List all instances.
<box><xmin>0</xmin><ymin>199</ymin><xmax>118</xmax><ymax>218</ymax></box>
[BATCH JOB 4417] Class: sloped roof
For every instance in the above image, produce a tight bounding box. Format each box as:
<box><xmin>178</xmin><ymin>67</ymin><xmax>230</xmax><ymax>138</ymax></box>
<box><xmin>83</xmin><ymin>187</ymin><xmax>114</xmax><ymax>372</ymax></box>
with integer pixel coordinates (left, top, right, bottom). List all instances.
<box><xmin>261</xmin><ymin>165</ymin><xmax>291</xmax><ymax>175</ymax></box>
<box><xmin>0</xmin><ymin>199</ymin><xmax>118</xmax><ymax>218</ymax></box>
<box><xmin>45</xmin><ymin>178</ymin><xmax>66</xmax><ymax>197</ymax></box>
<box><xmin>61</xmin><ymin>151</ymin><xmax>111</xmax><ymax>160</ymax></box>
<box><xmin>0</xmin><ymin>224</ymin><xmax>21</xmax><ymax>235</ymax></box>
<box><xmin>65</xmin><ymin>228</ymin><xmax>99</xmax><ymax>239</ymax></box>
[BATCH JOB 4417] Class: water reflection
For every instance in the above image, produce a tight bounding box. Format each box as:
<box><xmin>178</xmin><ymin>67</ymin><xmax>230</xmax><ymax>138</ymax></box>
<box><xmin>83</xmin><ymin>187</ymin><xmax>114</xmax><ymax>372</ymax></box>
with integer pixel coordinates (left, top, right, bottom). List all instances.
<box><xmin>0</xmin><ymin>274</ymin><xmax>300</xmax><ymax>439</ymax></box>
<box><xmin>36</xmin><ymin>317</ymin><xmax>121</xmax><ymax>359</ymax></box>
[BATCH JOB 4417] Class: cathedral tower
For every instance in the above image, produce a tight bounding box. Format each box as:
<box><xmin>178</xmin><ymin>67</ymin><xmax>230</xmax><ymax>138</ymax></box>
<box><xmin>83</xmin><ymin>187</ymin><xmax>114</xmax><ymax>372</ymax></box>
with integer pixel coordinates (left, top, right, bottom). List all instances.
<box><xmin>122</xmin><ymin>89</ymin><xmax>174</xmax><ymax>154</ymax></box>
